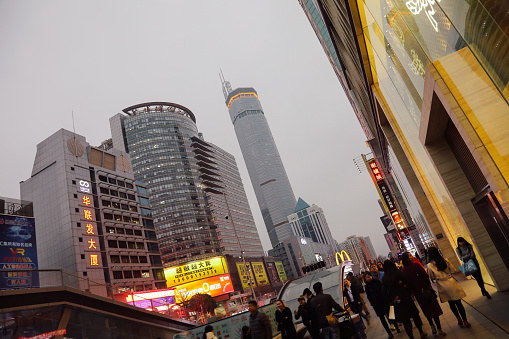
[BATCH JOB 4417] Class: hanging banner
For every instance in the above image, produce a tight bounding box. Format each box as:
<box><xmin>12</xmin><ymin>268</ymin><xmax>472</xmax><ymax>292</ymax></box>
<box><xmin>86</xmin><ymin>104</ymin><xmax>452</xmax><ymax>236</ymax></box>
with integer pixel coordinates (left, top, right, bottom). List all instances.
<box><xmin>236</xmin><ymin>262</ymin><xmax>257</xmax><ymax>289</ymax></box>
<box><xmin>275</xmin><ymin>262</ymin><xmax>287</xmax><ymax>282</ymax></box>
<box><xmin>251</xmin><ymin>262</ymin><xmax>269</xmax><ymax>285</ymax></box>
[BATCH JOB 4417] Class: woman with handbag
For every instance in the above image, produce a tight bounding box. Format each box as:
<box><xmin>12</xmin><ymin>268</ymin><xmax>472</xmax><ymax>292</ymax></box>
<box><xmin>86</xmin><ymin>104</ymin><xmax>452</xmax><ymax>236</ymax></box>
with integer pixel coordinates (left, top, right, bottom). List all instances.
<box><xmin>427</xmin><ymin>247</ymin><xmax>471</xmax><ymax>328</ymax></box>
<box><xmin>382</xmin><ymin>260</ymin><xmax>427</xmax><ymax>339</ymax></box>
<box><xmin>401</xmin><ymin>252</ymin><xmax>445</xmax><ymax>337</ymax></box>
<box><xmin>456</xmin><ymin>237</ymin><xmax>491</xmax><ymax>299</ymax></box>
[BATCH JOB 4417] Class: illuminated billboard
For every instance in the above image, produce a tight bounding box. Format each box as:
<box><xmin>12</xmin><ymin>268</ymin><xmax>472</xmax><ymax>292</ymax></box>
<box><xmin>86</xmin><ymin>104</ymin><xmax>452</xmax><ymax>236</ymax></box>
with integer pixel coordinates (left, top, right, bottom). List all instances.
<box><xmin>251</xmin><ymin>262</ymin><xmax>269</xmax><ymax>286</ymax></box>
<box><xmin>0</xmin><ymin>214</ymin><xmax>39</xmax><ymax>288</ymax></box>
<box><xmin>164</xmin><ymin>256</ymin><xmax>228</xmax><ymax>287</ymax></box>
<box><xmin>275</xmin><ymin>262</ymin><xmax>287</xmax><ymax>282</ymax></box>
<box><xmin>236</xmin><ymin>262</ymin><xmax>257</xmax><ymax>289</ymax></box>
<box><xmin>174</xmin><ymin>273</ymin><xmax>233</xmax><ymax>304</ymax></box>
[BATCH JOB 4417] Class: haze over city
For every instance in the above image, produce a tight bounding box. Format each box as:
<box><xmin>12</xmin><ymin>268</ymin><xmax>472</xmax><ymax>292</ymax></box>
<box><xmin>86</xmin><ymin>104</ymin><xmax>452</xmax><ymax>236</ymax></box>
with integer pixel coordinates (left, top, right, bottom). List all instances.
<box><xmin>1</xmin><ymin>1</ymin><xmax>388</xmax><ymax>255</ymax></box>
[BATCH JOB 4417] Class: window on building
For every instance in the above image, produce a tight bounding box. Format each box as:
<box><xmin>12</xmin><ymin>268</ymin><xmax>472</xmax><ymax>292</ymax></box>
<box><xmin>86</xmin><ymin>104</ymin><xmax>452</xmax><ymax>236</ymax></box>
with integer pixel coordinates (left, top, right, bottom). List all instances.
<box><xmin>121</xmin><ymin>204</ymin><xmax>129</xmax><ymax>210</ymax></box>
<box><xmin>136</xmin><ymin>242</ymin><xmax>145</xmax><ymax>250</ymax></box>
<box><xmin>117</xmin><ymin>180</ymin><xmax>125</xmax><ymax>187</ymax></box>
<box><xmin>133</xmin><ymin>270</ymin><xmax>142</xmax><ymax>278</ymax></box>
<box><xmin>142</xmin><ymin>271</ymin><xmax>151</xmax><ymax>279</ymax></box>
<box><xmin>81</xmin><ymin>254</ymin><xmax>85</xmax><ymax>259</ymax></box>
<box><xmin>100</xmin><ymin>187</ymin><xmax>109</xmax><ymax>195</ymax></box>
<box><xmin>114</xmin><ymin>215</ymin><xmax>122</xmax><ymax>221</ymax></box>
<box><xmin>123</xmin><ymin>216</ymin><xmax>132</xmax><ymax>223</ymax></box>
<box><xmin>113</xmin><ymin>271</ymin><xmax>123</xmax><ymax>279</ymax></box>
<box><xmin>102</xmin><ymin>200</ymin><xmax>111</xmax><ymax>207</ymax></box>
<box><xmin>118</xmin><ymin>241</ymin><xmax>127</xmax><ymax>249</ymax></box>
<box><xmin>110</xmin><ymin>255</ymin><xmax>120</xmax><ymax>263</ymax></box>
<box><xmin>139</xmin><ymin>256</ymin><xmax>148</xmax><ymax>263</ymax></box>
<box><xmin>125</xmin><ymin>228</ymin><xmax>134</xmax><ymax>235</ymax></box>
<box><xmin>121</xmin><ymin>256</ymin><xmax>130</xmax><ymax>263</ymax></box>
<box><xmin>128</xmin><ymin>242</ymin><xmax>136</xmax><ymax>249</ymax></box>
<box><xmin>112</xmin><ymin>202</ymin><xmax>120</xmax><ymax>209</ymax></box>
<box><xmin>98</xmin><ymin>175</ymin><xmax>108</xmax><ymax>182</ymax></box>
<box><xmin>104</xmin><ymin>213</ymin><xmax>113</xmax><ymax>220</ymax></box>
<box><xmin>130</xmin><ymin>256</ymin><xmax>139</xmax><ymax>263</ymax></box>
<box><xmin>110</xmin><ymin>190</ymin><xmax>119</xmax><ymax>197</ymax></box>
<box><xmin>116</xmin><ymin>227</ymin><xmax>125</xmax><ymax>234</ymax></box>
<box><xmin>119</xmin><ymin>192</ymin><xmax>127</xmax><ymax>199</ymax></box>
<box><xmin>134</xmin><ymin>230</ymin><xmax>142</xmax><ymax>236</ymax></box>
<box><xmin>123</xmin><ymin>271</ymin><xmax>133</xmax><ymax>279</ymax></box>
<box><xmin>108</xmin><ymin>178</ymin><xmax>117</xmax><ymax>185</ymax></box>
<box><xmin>129</xmin><ymin>205</ymin><xmax>138</xmax><ymax>212</ymax></box>
<box><xmin>126</xmin><ymin>182</ymin><xmax>134</xmax><ymax>189</ymax></box>
<box><xmin>127</xmin><ymin>194</ymin><xmax>136</xmax><ymax>201</ymax></box>
<box><xmin>108</xmin><ymin>240</ymin><xmax>118</xmax><ymax>248</ymax></box>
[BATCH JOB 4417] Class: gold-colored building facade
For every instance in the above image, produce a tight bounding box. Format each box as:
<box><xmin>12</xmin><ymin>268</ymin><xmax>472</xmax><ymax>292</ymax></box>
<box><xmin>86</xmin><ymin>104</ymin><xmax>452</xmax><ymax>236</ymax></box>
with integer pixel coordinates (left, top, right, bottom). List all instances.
<box><xmin>301</xmin><ymin>0</ymin><xmax>509</xmax><ymax>290</ymax></box>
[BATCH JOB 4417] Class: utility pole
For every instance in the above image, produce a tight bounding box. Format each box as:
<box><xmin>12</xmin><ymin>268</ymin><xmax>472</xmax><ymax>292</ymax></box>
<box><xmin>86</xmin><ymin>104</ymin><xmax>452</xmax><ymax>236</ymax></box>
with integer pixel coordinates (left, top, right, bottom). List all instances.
<box><xmin>223</xmin><ymin>193</ymin><xmax>256</xmax><ymax>300</ymax></box>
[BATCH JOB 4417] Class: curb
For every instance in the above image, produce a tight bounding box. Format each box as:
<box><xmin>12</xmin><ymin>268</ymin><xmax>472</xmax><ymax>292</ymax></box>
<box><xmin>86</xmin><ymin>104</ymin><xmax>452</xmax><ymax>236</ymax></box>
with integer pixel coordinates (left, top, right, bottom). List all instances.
<box><xmin>462</xmin><ymin>298</ymin><xmax>509</xmax><ymax>334</ymax></box>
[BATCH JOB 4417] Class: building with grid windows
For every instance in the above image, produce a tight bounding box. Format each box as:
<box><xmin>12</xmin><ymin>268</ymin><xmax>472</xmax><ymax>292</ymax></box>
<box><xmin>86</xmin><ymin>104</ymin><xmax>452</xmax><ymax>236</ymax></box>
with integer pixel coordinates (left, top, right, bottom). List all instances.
<box><xmin>20</xmin><ymin>129</ymin><xmax>165</xmax><ymax>297</ymax></box>
<box><xmin>110</xmin><ymin>102</ymin><xmax>264</xmax><ymax>267</ymax></box>
<box><xmin>287</xmin><ymin>198</ymin><xmax>334</xmax><ymax>246</ymax></box>
<box><xmin>221</xmin><ymin>79</ymin><xmax>296</xmax><ymax>247</ymax></box>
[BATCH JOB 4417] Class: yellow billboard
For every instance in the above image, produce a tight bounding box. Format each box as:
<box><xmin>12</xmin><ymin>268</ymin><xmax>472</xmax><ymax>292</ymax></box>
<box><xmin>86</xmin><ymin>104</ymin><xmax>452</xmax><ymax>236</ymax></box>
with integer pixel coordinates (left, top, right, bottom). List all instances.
<box><xmin>275</xmin><ymin>262</ymin><xmax>287</xmax><ymax>282</ymax></box>
<box><xmin>236</xmin><ymin>262</ymin><xmax>257</xmax><ymax>289</ymax></box>
<box><xmin>164</xmin><ymin>256</ymin><xmax>228</xmax><ymax>287</ymax></box>
<box><xmin>252</xmin><ymin>262</ymin><xmax>269</xmax><ymax>285</ymax></box>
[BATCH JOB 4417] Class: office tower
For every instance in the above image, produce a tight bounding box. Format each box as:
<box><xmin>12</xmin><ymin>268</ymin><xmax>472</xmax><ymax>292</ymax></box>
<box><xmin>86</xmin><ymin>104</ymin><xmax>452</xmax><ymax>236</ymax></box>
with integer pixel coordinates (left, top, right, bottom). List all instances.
<box><xmin>20</xmin><ymin>129</ymin><xmax>165</xmax><ymax>296</ymax></box>
<box><xmin>362</xmin><ymin>236</ymin><xmax>377</xmax><ymax>261</ymax></box>
<box><xmin>110</xmin><ymin>102</ymin><xmax>264</xmax><ymax>266</ymax></box>
<box><xmin>338</xmin><ymin>235</ymin><xmax>373</xmax><ymax>267</ymax></box>
<box><xmin>190</xmin><ymin>136</ymin><xmax>264</xmax><ymax>258</ymax></box>
<box><xmin>221</xmin><ymin>77</ymin><xmax>296</xmax><ymax>247</ymax></box>
<box><xmin>300</xmin><ymin>0</ymin><xmax>509</xmax><ymax>289</ymax></box>
<box><xmin>287</xmin><ymin>198</ymin><xmax>334</xmax><ymax>245</ymax></box>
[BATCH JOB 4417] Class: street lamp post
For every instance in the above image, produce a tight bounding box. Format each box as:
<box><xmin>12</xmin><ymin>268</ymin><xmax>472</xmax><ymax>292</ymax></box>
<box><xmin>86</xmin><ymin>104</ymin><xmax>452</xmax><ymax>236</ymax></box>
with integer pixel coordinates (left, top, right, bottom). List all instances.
<box><xmin>222</xmin><ymin>193</ymin><xmax>256</xmax><ymax>300</ymax></box>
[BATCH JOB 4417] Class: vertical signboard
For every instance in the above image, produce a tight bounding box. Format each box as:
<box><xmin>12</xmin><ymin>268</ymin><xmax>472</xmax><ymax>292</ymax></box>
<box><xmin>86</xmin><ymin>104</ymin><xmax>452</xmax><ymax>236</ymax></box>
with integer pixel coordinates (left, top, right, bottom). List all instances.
<box><xmin>236</xmin><ymin>262</ymin><xmax>257</xmax><ymax>289</ymax></box>
<box><xmin>78</xmin><ymin>181</ymin><xmax>102</xmax><ymax>269</ymax></box>
<box><xmin>251</xmin><ymin>262</ymin><xmax>269</xmax><ymax>286</ymax></box>
<box><xmin>266</xmin><ymin>262</ymin><xmax>280</xmax><ymax>283</ymax></box>
<box><xmin>0</xmin><ymin>214</ymin><xmax>39</xmax><ymax>288</ymax></box>
<box><xmin>275</xmin><ymin>262</ymin><xmax>287</xmax><ymax>282</ymax></box>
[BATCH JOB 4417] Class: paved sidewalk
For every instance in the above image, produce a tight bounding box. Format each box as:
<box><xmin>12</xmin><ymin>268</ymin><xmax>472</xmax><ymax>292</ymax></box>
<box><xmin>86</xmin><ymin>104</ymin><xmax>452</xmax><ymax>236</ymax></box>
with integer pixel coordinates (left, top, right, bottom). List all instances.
<box><xmin>363</xmin><ymin>273</ymin><xmax>509</xmax><ymax>339</ymax></box>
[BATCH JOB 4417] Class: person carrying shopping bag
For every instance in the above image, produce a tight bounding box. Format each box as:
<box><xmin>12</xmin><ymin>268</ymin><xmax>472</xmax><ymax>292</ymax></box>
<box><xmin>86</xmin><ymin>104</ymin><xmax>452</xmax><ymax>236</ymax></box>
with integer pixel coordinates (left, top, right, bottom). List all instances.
<box><xmin>456</xmin><ymin>237</ymin><xmax>491</xmax><ymax>299</ymax></box>
<box><xmin>427</xmin><ymin>247</ymin><xmax>471</xmax><ymax>328</ymax></box>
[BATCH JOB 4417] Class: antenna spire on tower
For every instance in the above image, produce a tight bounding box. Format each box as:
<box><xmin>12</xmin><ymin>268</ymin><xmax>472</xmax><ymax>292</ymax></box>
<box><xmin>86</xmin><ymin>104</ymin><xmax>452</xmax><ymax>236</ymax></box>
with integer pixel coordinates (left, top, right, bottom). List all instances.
<box><xmin>219</xmin><ymin>69</ymin><xmax>233</xmax><ymax>100</ymax></box>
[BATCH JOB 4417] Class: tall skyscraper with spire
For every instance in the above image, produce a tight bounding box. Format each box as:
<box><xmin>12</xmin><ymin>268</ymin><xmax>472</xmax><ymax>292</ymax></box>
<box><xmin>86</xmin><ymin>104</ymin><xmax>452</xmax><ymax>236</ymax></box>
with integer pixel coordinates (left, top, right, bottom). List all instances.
<box><xmin>221</xmin><ymin>73</ymin><xmax>296</xmax><ymax>247</ymax></box>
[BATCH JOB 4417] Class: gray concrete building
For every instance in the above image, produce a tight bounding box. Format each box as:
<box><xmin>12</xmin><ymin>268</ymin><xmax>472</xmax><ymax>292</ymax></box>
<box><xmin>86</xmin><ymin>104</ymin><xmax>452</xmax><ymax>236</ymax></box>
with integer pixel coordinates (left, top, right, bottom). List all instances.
<box><xmin>20</xmin><ymin>129</ymin><xmax>165</xmax><ymax>296</ymax></box>
<box><xmin>221</xmin><ymin>79</ymin><xmax>296</xmax><ymax>247</ymax></box>
<box><xmin>287</xmin><ymin>198</ymin><xmax>335</xmax><ymax>246</ymax></box>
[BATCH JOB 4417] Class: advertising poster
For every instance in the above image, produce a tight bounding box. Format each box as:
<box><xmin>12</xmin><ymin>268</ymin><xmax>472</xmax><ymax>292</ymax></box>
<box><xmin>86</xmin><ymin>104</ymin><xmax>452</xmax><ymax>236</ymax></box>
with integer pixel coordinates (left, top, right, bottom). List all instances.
<box><xmin>164</xmin><ymin>256</ymin><xmax>228</xmax><ymax>287</ymax></box>
<box><xmin>0</xmin><ymin>214</ymin><xmax>39</xmax><ymax>289</ymax></box>
<box><xmin>275</xmin><ymin>262</ymin><xmax>287</xmax><ymax>282</ymax></box>
<box><xmin>251</xmin><ymin>262</ymin><xmax>269</xmax><ymax>285</ymax></box>
<box><xmin>174</xmin><ymin>273</ymin><xmax>233</xmax><ymax>304</ymax></box>
<box><xmin>236</xmin><ymin>262</ymin><xmax>257</xmax><ymax>289</ymax></box>
<box><xmin>266</xmin><ymin>262</ymin><xmax>280</xmax><ymax>283</ymax></box>
<box><xmin>173</xmin><ymin>303</ymin><xmax>280</xmax><ymax>339</ymax></box>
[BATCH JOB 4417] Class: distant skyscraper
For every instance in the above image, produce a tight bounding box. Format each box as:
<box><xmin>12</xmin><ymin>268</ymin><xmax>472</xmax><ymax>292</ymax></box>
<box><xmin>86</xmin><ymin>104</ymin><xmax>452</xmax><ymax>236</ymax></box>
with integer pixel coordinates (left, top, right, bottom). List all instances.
<box><xmin>287</xmin><ymin>198</ymin><xmax>334</xmax><ymax>245</ymax></box>
<box><xmin>221</xmin><ymin>76</ymin><xmax>296</xmax><ymax>247</ymax></box>
<box><xmin>338</xmin><ymin>235</ymin><xmax>375</xmax><ymax>267</ymax></box>
<box><xmin>110</xmin><ymin>102</ymin><xmax>264</xmax><ymax>266</ymax></box>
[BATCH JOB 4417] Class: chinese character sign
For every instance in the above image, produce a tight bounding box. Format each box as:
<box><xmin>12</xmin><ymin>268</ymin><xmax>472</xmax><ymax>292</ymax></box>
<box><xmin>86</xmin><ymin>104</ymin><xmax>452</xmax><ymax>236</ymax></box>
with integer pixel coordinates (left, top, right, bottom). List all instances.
<box><xmin>173</xmin><ymin>273</ymin><xmax>233</xmax><ymax>304</ymax></box>
<box><xmin>251</xmin><ymin>262</ymin><xmax>269</xmax><ymax>285</ymax></box>
<box><xmin>275</xmin><ymin>262</ymin><xmax>288</xmax><ymax>282</ymax></box>
<box><xmin>236</xmin><ymin>262</ymin><xmax>257</xmax><ymax>289</ymax></box>
<box><xmin>164</xmin><ymin>257</ymin><xmax>228</xmax><ymax>288</ymax></box>
<box><xmin>368</xmin><ymin>160</ymin><xmax>384</xmax><ymax>182</ymax></box>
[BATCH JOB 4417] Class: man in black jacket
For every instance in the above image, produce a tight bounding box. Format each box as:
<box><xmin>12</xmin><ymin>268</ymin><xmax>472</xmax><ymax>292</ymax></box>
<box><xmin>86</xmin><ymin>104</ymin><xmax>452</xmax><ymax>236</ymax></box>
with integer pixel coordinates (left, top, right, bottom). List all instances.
<box><xmin>310</xmin><ymin>282</ymin><xmax>344</xmax><ymax>339</ymax></box>
<box><xmin>294</xmin><ymin>295</ymin><xmax>320</xmax><ymax>339</ymax></box>
<box><xmin>248</xmin><ymin>300</ymin><xmax>272</xmax><ymax>339</ymax></box>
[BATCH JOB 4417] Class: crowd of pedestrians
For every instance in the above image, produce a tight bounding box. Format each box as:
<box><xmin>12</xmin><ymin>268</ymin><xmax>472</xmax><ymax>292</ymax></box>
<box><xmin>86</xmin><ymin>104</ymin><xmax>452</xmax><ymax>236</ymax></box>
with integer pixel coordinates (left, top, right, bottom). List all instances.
<box><xmin>203</xmin><ymin>237</ymin><xmax>491</xmax><ymax>339</ymax></box>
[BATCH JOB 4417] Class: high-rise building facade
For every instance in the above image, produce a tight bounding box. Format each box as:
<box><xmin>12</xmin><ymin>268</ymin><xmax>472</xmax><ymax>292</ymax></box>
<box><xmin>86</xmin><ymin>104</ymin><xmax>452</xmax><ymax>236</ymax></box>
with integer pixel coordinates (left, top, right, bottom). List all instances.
<box><xmin>110</xmin><ymin>102</ymin><xmax>264</xmax><ymax>266</ymax></box>
<box><xmin>338</xmin><ymin>235</ymin><xmax>374</xmax><ymax>267</ymax></box>
<box><xmin>190</xmin><ymin>136</ymin><xmax>264</xmax><ymax>258</ymax></box>
<box><xmin>287</xmin><ymin>198</ymin><xmax>334</xmax><ymax>245</ymax></box>
<box><xmin>222</xmin><ymin>80</ymin><xmax>296</xmax><ymax>247</ymax></box>
<box><xmin>20</xmin><ymin>129</ymin><xmax>165</xmax><ymax>296</ymax></box>
<box><xmin>300</xmin><ymin>0</ymin><xmax>509</xmax><ymax>290</ymax></box>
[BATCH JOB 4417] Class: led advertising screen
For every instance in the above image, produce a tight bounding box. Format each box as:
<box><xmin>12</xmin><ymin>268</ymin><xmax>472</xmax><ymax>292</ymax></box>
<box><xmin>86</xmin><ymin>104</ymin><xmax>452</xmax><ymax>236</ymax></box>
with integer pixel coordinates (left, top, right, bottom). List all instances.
<box><xmin>174</xmin><ymin>273</ymin><xmax>233</xmax><ymax>304</ymax></box>
<box><xmin>0</xmin><ymin>214</ymin><xmax>38</xmax><ymax>289</ymax></box>
<box><xmin>164</xmin><ymin>256</ymin><xmax>228</xmax><ymax>287</ymax></box>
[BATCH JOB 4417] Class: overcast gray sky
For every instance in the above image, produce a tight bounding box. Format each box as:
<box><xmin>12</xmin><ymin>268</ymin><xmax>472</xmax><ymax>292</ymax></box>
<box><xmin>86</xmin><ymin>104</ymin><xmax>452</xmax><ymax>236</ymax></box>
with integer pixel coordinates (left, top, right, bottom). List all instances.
<box><xmin>0</xmin><ymin>1</ymin><xmax>389</xmax><ymax>256</ymax></box>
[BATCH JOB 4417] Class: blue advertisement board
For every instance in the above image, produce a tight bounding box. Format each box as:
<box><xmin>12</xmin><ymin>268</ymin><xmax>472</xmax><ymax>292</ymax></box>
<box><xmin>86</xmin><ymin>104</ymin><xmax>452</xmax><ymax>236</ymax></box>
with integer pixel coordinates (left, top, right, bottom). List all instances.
<box><xmin>0</xmin><ymin>214</ymin><xmax>39</xmax><ymax>289</ymax></box>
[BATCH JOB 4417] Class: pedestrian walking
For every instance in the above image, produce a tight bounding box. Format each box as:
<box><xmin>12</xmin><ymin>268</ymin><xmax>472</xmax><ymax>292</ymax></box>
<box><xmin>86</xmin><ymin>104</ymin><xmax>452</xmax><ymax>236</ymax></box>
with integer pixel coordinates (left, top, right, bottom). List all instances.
<box><xmin>364</xmin><ymin>271</ymin><xmax>400</xmax><ymax>339</ymax></box>
<box><xmin>343</xmin><ymin>279</ymin><xmax>370</xmax><ymax>324</ymax></box>
<box><xmin>370</xmin><ymin>263</ymin><xmax>384</xmax><ymax>281</ymax></box>
<box><xmin>248</xmin><ymin>300</ymin><xmax>272</xmax><ymax>339</ymax></box>
<box><xmin>294</xmin><ymin>295</ymin><xmax>320</xmax><ymax>339</ymax></box>
<box><xmin>310</xmin><ymin>281</ymin><xmax>345</xmax><ymax>339</ymax></box>
<box><xmin>401</xmin><ymin>252</ymin><xmax>446</xmax><ymax>337</ymax></box>
<box><xmin>346</xmin><ymin>272</ymin><xmax>371</xmax><ymax>317</ymax></box>
<box><xmin>427</xmin><ymin>246</ymin><xmax>471</xmax><ymax>328</ymax></box>
<box><xmin>456</xmin><ymin>237</ymin><xmax>491</xmax><ymax>299</ymax></box>
<box><xmin>382</xmin><ymin>260</ymin><xmax>427</xmax><ymax>339</ymax></box>
<box><xmin>276</xmin><ymin>299</ymin><xmax>296</xmax><ymax>339</ymax></box>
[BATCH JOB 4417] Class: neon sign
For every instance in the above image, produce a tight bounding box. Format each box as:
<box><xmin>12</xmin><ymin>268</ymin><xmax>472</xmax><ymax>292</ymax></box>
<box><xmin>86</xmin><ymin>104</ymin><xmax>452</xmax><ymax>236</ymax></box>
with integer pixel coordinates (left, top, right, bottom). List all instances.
<box><xmin>368</xmin><ymin>160</ymin><xmax>384</xmax><ymax>182</ymax></box>
<box><xmin>83</xmin><ymin>210</ymin><xmax>93</xmax><ymax>220</ymax></box>
<box><xmin>406</xmin><ymin>0</ymin><xmax>442</xmax><ymax>32</ymax></box>
<box><xmin>79</xmin><ymin>180</ymin><xmax>91</xmax><ymax>193</ymax></box>
<box><xmin>335</xmin><ymin>250</ymin><xmax>351</xmax><ymax>265</ymax></box>
<box><xmin>90</xmin><ymin>254</ymin><xmax>99</xmax><ymax>266</ymax></box>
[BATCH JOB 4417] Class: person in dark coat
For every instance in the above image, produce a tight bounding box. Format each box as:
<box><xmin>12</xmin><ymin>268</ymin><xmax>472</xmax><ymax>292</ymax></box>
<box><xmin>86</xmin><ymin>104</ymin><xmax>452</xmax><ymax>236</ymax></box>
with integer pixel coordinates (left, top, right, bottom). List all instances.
<box><xmin>401</xmin><ymin>252</ymin><xmax>445</xmax><ymax>337</ymax></box>
<box><xmin>364</xmin><ymin>272</ymin><xmax>400</xmax><ymax>338</ymax></box>
<box><xmin>248</xmin><ymin>300</ymin><xmax>272</xmax><ymax>339</ymax></box>
<box><xmin>382</xmin><ymin>260</ymin><xmax>427</xmax><ymax>339</ymax></box>
<box><xmin>276</xmin><ymin>299</ymin><xmax>296</xmax><ymax>339</ymax></box>
<box><xmin>294</xmin><ymin>295</ymin><xmax>320</xmax><ymax>339</ymax></box>
<box><xmin>346</xmin><ymin>272</ymin><xmax>370</xmax><ymax>317</ymax></box>
<box><xmin>310</xmin><ymin>281</ymin><xmax>345</xmax><ymax>339</ymax></box>
<box><xmin>457</xmin><ymin>237</ymin><xmax>491</xmax><ymax>299</ymax></box>
<box><xmin>343</xmin><ymin>278</ymin><xmax>369</xmax><ymax>324</ymax></box>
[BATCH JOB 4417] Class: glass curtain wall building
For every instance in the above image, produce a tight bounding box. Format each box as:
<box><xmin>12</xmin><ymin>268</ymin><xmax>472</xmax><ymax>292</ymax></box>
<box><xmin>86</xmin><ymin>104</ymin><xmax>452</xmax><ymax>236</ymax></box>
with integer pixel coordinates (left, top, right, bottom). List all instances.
<box><xmin>110</xmin><ymin>103</ymin><xmax>220</xmax><ymax>266</ymax></box>
<box><xmin>221</xmin><ymin>80</ymin><xmax>297</xmax><ymax>247</ymax></box>
<box><xmin>301</xmin><ymin>0</ymin><xmax>509</xmax><ymax>290</ymax></box>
